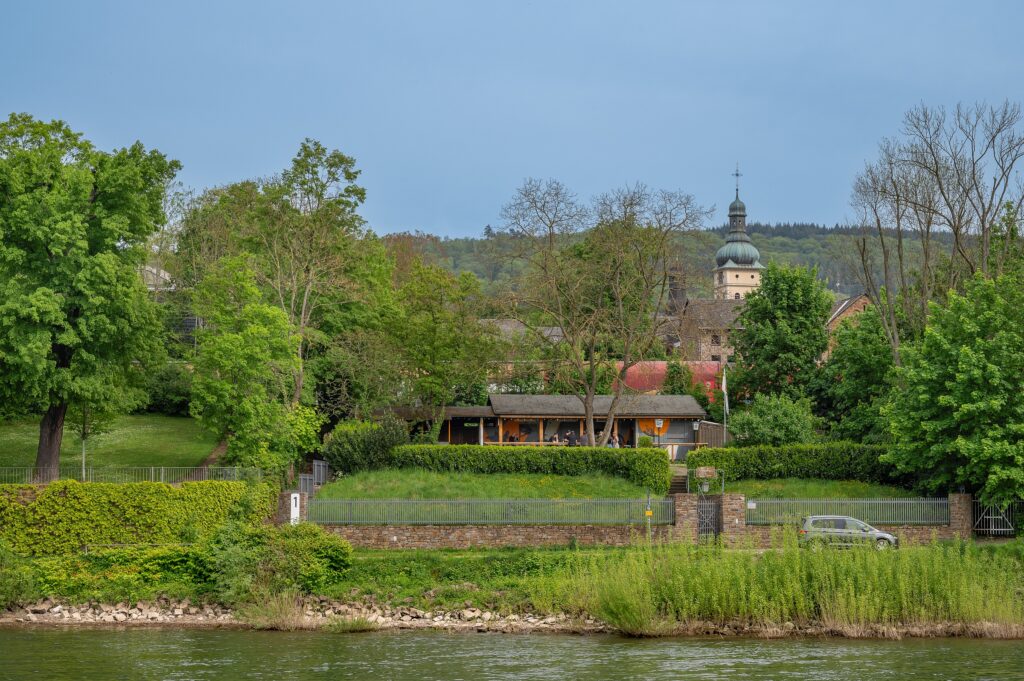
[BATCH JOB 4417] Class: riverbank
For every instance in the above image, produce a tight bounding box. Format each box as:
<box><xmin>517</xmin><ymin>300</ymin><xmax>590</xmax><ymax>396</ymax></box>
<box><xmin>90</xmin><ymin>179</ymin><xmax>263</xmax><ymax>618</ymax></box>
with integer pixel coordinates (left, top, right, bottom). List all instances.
<box><xmin>3</xmin><ymin>597</ymin><xmax>1023</xmax><ymax>639</ymax></box>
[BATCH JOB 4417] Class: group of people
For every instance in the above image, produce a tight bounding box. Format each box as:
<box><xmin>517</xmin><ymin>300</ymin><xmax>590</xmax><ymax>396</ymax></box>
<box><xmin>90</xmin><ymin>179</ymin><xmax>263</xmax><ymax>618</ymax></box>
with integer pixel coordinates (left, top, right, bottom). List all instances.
<box><xmin>547</xmin><ymin>431</ymin><xmax>622</xmax><ymax>448</ymax></box>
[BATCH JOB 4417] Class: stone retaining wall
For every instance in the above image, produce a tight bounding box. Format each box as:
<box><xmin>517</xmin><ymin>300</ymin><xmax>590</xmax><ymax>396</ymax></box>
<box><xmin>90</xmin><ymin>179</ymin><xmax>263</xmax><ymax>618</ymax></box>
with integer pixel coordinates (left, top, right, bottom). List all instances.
<box><xmin>301</xmin><ymin>492</ymin><xmax>973</xmax><ymax>550</ymax></box>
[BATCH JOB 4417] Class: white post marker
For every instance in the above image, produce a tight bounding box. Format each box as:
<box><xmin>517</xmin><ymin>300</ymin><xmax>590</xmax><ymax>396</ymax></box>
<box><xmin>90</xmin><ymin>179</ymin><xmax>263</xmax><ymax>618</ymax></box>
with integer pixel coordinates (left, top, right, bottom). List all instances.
<box><xmin>290</xmin><ymin>493</ymin><xmax>301</xmax><ymax>525</ymax></box>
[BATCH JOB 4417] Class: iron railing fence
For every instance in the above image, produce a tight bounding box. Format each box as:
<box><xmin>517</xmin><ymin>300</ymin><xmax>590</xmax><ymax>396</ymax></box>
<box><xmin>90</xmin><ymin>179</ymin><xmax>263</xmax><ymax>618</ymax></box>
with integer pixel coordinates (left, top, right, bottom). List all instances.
<box><xmin>745</xmin><ymin>498</ymin><xmax>950</xmax><ymax>526</ymax></box>
<box><xmin>0</xmin><ymin>466</ymin><xmax>264</xmax><ymax>485</ymax></box>
<box><xmin>308</xmin><ymin>497</ymin><xmax>675</xmax><ymax>526</ymax></box>
<box><xmin>973</xmin><ymin>500</ymin><xmax>1023</xmax><ymax>536</ymax></box>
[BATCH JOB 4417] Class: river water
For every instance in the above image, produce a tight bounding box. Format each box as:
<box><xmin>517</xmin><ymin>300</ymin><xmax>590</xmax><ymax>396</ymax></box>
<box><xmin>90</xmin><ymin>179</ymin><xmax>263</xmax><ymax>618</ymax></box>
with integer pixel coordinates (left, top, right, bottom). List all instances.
<box><xmin>0</xmin><ymin>629</ymin><xmax>1021</xmax><ymax>680</ymax></box>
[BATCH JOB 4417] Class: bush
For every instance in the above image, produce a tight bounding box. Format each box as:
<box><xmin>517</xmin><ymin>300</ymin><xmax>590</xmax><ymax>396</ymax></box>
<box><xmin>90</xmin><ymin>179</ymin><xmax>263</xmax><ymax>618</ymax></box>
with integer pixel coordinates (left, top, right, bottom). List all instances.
<box><xmin>687</xmin><ymin>442</ymin><xmax>897</xmax><ymax>484</ymax></box>
<box><xmin>637</xmin><ymin>436</ymin><xmax>654</xmax><ymax>449</ymax></box>
<box><xmin>265</xmin><ymin>523</ymin><xmax>352</xmax><ymax>594</ymax></box>
<box><xmin>0</xmin><ymin>539</ymin><xmax>37</xmax><ymax>609</ymax></box>
<box><xmin>727</xmin><ymin>393</ymin><xmax>821</xmax><ymax>446</ymax></box>
<box><xmin>202</xmin><ymin>521</ymin><xmax>351</xmax><ymax>603</ymax></box>
<box><xmin>144</xmin><ymin>362</ymin><xmax>193</xmax><ymax>416</ymax></box>
<box><xmin>380</xmin><ymin>445</ymin><xmax>671</xmax><ymax>494</ymax></box>
<box><xmin>321</xmin><ymin>416</ymin><xmax>409</xmax><ymax>473</ymax></box>
<box><xmin>0</xmin><ymin>480</ymin><xmax>276</xmax><ymax>555</ymax></box>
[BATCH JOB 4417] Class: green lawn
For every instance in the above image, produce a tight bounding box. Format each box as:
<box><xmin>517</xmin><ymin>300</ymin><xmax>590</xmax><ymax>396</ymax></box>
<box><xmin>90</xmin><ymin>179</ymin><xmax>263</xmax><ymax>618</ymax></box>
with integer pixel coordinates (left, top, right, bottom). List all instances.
<box><xmin>729</xmin><ymin>478</ymin><xmax>915</xmax><ymax>499</ymax></box>
<box><xmin>0</xmin><ymin>414</ymin><xmax>218</xmax><ymax>468</ymax></box>
<box><xmin>316</xmin><ymin>469</ymin><xmax>650</xmax><ymax>499</ymax></box>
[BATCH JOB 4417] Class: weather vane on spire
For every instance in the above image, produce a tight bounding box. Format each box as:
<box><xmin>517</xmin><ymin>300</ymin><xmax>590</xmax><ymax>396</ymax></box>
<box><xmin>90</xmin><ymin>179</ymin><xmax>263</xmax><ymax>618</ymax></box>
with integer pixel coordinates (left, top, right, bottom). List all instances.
<box><xmin>731</xmin><ymin>163</ymin><xmax>742</xmax><ymax>197</ymax></box>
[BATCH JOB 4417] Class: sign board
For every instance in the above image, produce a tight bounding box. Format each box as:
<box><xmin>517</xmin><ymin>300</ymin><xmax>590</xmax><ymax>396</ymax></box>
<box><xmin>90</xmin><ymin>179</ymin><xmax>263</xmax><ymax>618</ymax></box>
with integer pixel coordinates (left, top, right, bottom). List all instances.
<box><xmin>747</xmin><ymin>501</ymin><xmax>757</xmax><ymax>510</ymax></box>
<box><xmin>695</xmin><ymin>466</ymin><xmax>718</xmax><ymax>479</ymax></box>
<box><xmin>654</xmin><ymin>418</ymin><xmax>664</xmax><ymax>428</ymax></box>
<box><xmin>644</xmin><ymin>509</ymin><xmax>653</xmax><ymax>517</ymax></box>
<box><xmin>290</xmin><ymin>493</ymin><xmax>301</xmax><ymax>525</ymax></box>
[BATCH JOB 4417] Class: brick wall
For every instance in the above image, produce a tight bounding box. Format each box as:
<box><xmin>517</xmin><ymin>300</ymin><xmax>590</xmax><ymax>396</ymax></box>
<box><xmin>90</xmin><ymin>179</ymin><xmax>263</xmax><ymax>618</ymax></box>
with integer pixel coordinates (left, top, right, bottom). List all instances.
<box><xmin>307</xmin><ymin>492</ymin><xmax>972</xmax><ymax>549</ymax></box>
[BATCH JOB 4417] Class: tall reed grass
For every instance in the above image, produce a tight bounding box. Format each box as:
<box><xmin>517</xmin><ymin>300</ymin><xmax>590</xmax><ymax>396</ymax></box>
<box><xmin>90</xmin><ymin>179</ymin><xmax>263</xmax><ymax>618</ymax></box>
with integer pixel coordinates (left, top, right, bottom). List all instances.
<box><xmin>530</xmin><ymin>535</ymin><xmax>1024</xmax><ymax>637</ymax></box>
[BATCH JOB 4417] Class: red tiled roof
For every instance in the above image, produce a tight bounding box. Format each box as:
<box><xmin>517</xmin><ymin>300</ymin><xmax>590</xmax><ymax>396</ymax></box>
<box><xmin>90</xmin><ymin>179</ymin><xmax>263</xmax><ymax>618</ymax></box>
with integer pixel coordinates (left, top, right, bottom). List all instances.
<box><xmin>615</xmin><ymin>360</ymin><xmax>723</xmax><ymax>400</ymax></box>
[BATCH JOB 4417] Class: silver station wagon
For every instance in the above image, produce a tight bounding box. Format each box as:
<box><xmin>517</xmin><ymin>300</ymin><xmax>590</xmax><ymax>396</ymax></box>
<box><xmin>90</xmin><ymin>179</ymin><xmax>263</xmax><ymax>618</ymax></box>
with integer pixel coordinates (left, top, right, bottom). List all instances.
<box><xmin>798</xmin><ymin>515</ymin><xmax>898</xmax><ymax>550</ymax></box>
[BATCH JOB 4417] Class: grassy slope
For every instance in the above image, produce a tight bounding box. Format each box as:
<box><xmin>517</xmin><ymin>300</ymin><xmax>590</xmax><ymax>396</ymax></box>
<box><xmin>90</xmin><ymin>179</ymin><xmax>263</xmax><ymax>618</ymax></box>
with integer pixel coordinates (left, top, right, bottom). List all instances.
<box><xmin>0</xmin><ymin>415</ymin><xmax>218</xmax><ymax>467</ymax></box>
<box><xmin>316</xmin><ymin>469</ymin><xmax>650</xmax><ymax>500</ymax></box>
<box><xmin>729</xmin><ymin>478</ymin><xmax>915</xmax><ymax>499</ymax></box>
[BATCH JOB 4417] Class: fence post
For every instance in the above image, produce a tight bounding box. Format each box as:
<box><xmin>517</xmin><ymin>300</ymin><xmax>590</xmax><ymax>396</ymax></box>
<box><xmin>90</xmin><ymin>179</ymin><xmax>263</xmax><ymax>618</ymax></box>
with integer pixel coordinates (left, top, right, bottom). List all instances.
<box><xmin>948</xmin><ymin>493</ymin><xmax>972</xmax><ymax>538</ymax></box>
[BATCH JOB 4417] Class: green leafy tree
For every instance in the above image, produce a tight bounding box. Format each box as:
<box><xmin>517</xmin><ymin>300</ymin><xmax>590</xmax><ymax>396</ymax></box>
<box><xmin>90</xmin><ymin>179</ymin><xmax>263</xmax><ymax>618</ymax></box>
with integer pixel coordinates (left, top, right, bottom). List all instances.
<box><xmin>65</xmin><ymin>368</ymin><xmax>147</xmax><ymax>477</ymax></box>
<box><xmin>728</xmin><ymin>393</ymin><xmax>821</xmax><ymax>446</ymax></box>
<box><xmin>731</xmin><ymin>263</ymin><xmax>833</xmax><ymax>398</ymax></box>
<box><xmin>815</xmin><ymin>308</ymin><xmax>893</xmax><ymax>442</ymax></box>
<box><xmin>189</xmin><ymin>258</ymin><xmax>307</xmax><ymax>469</ymax></box>
<box><xmin>885</xmin><ymin>273</ymin><xmax>1024</xmax><ymax>505</ymax></box>
<box><xmin>0</xmin><ymin>114</ymin><xmax>177</xmax><ymax>474</ymax></box>
<box><xmin>391</xmin><ymin>261</ymin><xmax>497</xmax><ymax>409</ymax></box>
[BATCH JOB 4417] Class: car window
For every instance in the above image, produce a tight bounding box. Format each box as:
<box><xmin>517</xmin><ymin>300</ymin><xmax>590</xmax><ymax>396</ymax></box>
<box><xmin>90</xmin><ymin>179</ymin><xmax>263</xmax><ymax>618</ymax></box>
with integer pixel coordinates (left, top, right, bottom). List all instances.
<box><xmin>833</xmin><ymin>518</ymin><xmax>846</xmax><ymax>530</ymax></box>
<box><xmin>811</xmin><ymin>519</ymin><xmax>832</xmax><ymax>529</ymax></box>
<box><xmin>848</xmin><ymin>519</ymin><xmax>867</xmax><ymax>531</ymax></box>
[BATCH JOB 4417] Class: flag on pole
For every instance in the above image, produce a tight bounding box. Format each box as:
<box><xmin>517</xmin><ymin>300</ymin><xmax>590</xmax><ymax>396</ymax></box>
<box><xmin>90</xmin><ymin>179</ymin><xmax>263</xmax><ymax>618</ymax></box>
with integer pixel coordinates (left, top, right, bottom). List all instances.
<box><xmin>721</xmin><ymin>366</ymin><xmax>729</xmax><ymax>418</ymax></box>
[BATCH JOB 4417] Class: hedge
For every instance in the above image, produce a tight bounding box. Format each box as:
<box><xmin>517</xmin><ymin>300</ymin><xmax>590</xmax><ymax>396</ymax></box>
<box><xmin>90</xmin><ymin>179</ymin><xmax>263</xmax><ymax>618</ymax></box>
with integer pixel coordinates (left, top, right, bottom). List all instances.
<box><xmin>687</xmin><ymin>443</ymin><xmax>897</xmax><ymax>484</ymax></box>
<box><xmin>382</xmin><ymin>445</ymin><xmax>671</xmax><ymax>494</ymax></box>
<box><xmin>0</xmin><ymin>480</ymin><xmax>277</xmax><ymax>556</ymax></box>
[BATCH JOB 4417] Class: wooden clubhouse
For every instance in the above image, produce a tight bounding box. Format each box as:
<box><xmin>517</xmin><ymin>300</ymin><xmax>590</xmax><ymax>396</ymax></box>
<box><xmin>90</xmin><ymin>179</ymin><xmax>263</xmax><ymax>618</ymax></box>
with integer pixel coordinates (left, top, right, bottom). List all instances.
<box><xmin>430</xmin><ymin>394</ymin><xmax>709</xmax><ymax>460</ymax></box>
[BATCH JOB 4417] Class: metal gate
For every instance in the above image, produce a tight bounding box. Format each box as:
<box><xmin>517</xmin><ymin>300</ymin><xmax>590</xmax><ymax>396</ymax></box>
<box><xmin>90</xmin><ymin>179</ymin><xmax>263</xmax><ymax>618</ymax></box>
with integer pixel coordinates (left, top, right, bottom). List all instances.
<box><xmin>697</xmin><ymin>495</ymin><xmax>722</xmax><ymax>540</ymax></box>
<box><xmin>973</xmin><ymin>501</ymin><xmax>1022</xmax><ymax>537</ymax></box>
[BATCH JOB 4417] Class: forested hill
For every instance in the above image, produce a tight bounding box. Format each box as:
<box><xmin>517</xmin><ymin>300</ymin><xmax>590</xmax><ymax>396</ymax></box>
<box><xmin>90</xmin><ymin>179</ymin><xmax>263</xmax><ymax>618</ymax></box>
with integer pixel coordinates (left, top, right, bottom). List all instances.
<box><xmin>384</xmin><ymin>222</ymin><xmax>931</xmax><ymax>299</ymax></box>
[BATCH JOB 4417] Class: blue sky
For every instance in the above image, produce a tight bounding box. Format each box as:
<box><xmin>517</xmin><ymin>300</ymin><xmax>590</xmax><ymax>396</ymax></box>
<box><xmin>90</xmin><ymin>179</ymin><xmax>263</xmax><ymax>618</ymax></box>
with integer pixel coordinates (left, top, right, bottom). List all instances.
<box><xmin>3</xmin><ymin>1</ymin><xmax>1021</xmax><ymax>236</ymax></box>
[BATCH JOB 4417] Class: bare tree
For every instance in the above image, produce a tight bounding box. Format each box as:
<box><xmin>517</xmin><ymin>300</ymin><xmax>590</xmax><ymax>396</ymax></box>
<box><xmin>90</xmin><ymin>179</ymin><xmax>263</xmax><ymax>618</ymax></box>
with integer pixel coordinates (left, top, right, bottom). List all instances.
<box><xmin>851</xmin><ymin>101</ymin><xmax>1024</xmax><ymax>364</ymax></box>
<box><xmin>502</xmin><ymin>179</ymin><xmax>709</xmax><ymax>445</ymax></box>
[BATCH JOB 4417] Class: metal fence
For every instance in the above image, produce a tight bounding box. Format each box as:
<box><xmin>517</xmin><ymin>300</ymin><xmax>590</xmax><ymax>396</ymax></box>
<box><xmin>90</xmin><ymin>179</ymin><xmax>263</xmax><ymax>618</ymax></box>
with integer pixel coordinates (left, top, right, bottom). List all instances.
<box><xmin>308</xmin><ymin>497</ymin><xmax>675</xmax><ymax>526</ymax></box>
<box><xmin>745</xmin><ymin>498</ymin><xmax>950</xmax><ymax>526</ymax></box>
<box><xmin>973</xmin><ymin>500</ymin><xmax>1023</xmax><ymax>537</ymax></box>
<box><xmin>0</xmin><ymin>466</ymin><xmax>264</xmax><ymax>485</ymax></box>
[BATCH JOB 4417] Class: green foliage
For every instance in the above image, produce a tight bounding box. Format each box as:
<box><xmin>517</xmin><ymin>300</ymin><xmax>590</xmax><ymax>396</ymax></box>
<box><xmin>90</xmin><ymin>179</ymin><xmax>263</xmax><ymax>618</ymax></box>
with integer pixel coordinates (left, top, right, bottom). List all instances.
<box><xmin>731</xmin><ymin>263</ymin><xmax>833</xmax><ymax>398</ymax></box>
<box><xmin>637</xmin><ymin>436</ymin><xmax>653</xmax><ymax>448</ymax></box>
<box><xmin>266</xmin><ymin>523</ymin><xmax>352</xmax><ymax>594</ymax></box>
<box><xmin>688</xmin><ymin>442</ymin><xmax>896</xmax><ymax>484</ymax></box>
<box><xmin>885</xmin><ymin>273</ymin><xmax>1024</xmax><ymax>505</ymax></box>
<box><xmin>0</xmin><ymin>480</ymin><xmax>275</xmax><ymax>555</ymax></box>
<box><xmin>391</xmin><ymin>261</ymin><xmax>498</xmax><ymax>408</ymax></box>
<box><xmin>0</xmin><ymin>539</ymin><xmax>37</xmax><ymax>608</ymax></box>
<box><xmin>814</xmin><ymin>308</ymin><xmax>893</xmax><ymax>443</ymax></box>
<box><xmin>29</xmin><ymin>522</ymin><xmax>351</xmax><ymax>606</ymax></box>
<box><xmin>144</xmin><ymin>362</ymin><xmax>193</xmax><ymax>416</ymax></box>
<box><xmin>0</xmin><ymin>113</ymin><xmax>178</xmax><ymax>467</ymax></box>
<box><xmin>316</xmin><ymin>470</ymin><xmax>649</xmax><ymax>499</ymax></box>
<box><xmin>543</xmin><ymin>541</ymin><xmax>1024</xmax><ymax>634</ymax></box>
<box><xmin>379</xmin><ymin>445</ymin><xmax>671</xmax><ymax>494</ymax></box>
<box><xmin>190</xmin><ymin>257</ymin><xmax>302</xmax><ymax>469</ymax></box>
<box><xmin>727</xmin><ymin>393</ymin><xmax>821</xmax><ymax>446</ymax></box>
<box><xmin>321</xmin><ymin>416</ymin><xmax>410</xmax><ymax>473</ymax></box>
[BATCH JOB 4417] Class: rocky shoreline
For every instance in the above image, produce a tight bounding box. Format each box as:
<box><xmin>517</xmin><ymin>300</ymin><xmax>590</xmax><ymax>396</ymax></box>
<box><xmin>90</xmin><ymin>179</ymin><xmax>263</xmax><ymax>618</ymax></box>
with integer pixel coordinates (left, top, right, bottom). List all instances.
<box><xmin>2</xmin><ymin>597</ymin><xmax>1021</xmax><ymax>639</ymax></box>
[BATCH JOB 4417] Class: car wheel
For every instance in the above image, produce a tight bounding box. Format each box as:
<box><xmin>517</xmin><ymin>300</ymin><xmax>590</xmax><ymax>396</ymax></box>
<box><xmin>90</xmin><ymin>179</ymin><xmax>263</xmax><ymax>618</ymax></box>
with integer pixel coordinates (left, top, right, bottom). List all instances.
<box><xmin>875</xmin><ymin>539</ymin><xmax>890</xmax><ymax>550</ymax></box>
<box><xmin>810</xmin><ymin>539</ymin><xmax>825</xmax><ymax>552</ymax></box>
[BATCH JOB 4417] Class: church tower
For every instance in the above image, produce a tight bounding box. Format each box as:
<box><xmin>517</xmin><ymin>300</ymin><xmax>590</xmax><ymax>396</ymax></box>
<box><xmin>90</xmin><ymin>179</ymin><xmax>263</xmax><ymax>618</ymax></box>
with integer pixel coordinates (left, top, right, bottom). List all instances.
<box><xmin>713</xmin><ymin>171</ymin><xmax>764</xmax><ymax>299</ymax></box>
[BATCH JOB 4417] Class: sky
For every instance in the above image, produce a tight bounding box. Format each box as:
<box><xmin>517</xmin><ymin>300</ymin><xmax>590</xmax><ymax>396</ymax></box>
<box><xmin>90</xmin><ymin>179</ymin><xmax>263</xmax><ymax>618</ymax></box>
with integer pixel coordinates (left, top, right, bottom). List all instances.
<box><xmin>3</xmin><ymin>1</ymin><xmax>1022</xmax><ymax>237</ymax></box>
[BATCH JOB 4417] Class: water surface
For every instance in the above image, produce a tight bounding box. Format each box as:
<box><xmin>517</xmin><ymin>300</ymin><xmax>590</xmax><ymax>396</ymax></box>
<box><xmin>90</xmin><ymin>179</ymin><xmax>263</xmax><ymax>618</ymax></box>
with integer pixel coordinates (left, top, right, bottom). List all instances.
<box><xmin>0</xmin><ymin>629</ymin><xmax>1021</xmax><ymax>680</ymax></box>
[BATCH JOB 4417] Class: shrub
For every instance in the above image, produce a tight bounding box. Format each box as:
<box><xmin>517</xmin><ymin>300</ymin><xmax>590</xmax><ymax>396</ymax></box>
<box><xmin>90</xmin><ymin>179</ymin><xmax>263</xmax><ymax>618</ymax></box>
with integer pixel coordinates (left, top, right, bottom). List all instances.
<box><xmin>0</xmin><ymin>481</ymin><xmax>276</xmax><ymax>555</ymax></box>
<box><xmin>382</xmin><ymin>445</ymin><xmax>671</xmax><ymax>494</ymax></box>
<box><xmin>637</xmin><ymin>436</ymin><xmax>654</xmax><ymax>449</ymax></box>
<box><xmin>727</xmin><ymin>393</ymin><xmax>821</xmax><ymax>446</ymax></box>
<box><xmin>321</xmin><ymin>415</ymin><xmax>409</xmax><ymax>473</ymax></box>
<box><xmin>201</xmin><ymin>521</ymin><xmax>352</xmax><ymax>603</ymax></box>
<box><xmin>687</xmin><ymin>442</ymin><xmax>897</xmax><ymax>484</ymax></box>
<box><xmin>0</xmin><ymin>539</ymin><xmax>37</xmax><ymax>609</ymax></box>
<box><xmin>144</xmin><ymin>362</ymin><xmax>193</xmax><ymax>416</ymax></box>
<box><xmin>265</xmin><ymin>522</ymin><xmax>352</xmax><ymax>594</ymax></box>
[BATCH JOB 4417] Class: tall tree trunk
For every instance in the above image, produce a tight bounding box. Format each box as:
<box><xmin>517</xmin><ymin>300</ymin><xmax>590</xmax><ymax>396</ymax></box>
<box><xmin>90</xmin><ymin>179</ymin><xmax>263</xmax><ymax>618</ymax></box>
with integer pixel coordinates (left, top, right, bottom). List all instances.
<box><xmin>35</xmin><ymin>402</ymin><xmax>68</xmax><ymax>481</ymax></box>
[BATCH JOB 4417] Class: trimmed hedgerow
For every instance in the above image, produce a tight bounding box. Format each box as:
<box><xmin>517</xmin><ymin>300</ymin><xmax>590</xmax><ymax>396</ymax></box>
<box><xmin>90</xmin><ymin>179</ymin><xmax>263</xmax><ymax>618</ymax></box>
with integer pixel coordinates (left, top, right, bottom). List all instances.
<box><xmin>0</xmin><ymin>480</ymin><xmax>277</xmax><ymax>556</ymax></box>
<box><xmin>321</xmin><ymin>416</ymin><xmax>409</xmax><ymax>474</ymax></box>
<box><xmin>380</xmin><ymin>445</ymin><xmax>671</xmax><ymax>494</ymax></box>
<box><xmin>687</xmin><ymin>442</ymin><xmax>897</xmax><ymax>484</ymax></box>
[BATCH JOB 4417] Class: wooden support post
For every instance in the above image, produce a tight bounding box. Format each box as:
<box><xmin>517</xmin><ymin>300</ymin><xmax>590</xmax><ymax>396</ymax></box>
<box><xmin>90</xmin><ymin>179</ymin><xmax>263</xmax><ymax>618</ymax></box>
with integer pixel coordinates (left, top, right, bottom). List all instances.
<box><xmin>498</xmin><ymin>418</ymin><xmax>503</xmax><ymax>444</ymax></box>
<box><xmin>447</xmin><ymin>419</ymin><xmax>452</xmax><ymax>444</ymax></box>
<box><xmin>479</xmin><ymin>420</ymin><xmax>484</xmax><ymax>445</ymax></box>
<box><xmin>539</xmin><ymin>418</ymin><xmax>544</xmax><ymax>443</ymax></box>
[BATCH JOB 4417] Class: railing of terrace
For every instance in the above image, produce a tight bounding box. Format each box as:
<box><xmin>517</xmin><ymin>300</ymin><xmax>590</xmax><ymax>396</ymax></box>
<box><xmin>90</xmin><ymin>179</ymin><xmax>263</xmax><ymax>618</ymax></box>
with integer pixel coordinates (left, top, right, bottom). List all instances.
<box><xmin>0</xmin><ymin>466</ymin><xmax>264</xmax><ymax>484</ymax></box>
<box><xmin>308</xmin><ymin>497</ymin><xmax>675</xmax><ymax>526</ymax></box>
<box><xmin>744</xmin><ymin>497</ymin><xmax>950</xmax><ymax>526</ymax></box>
